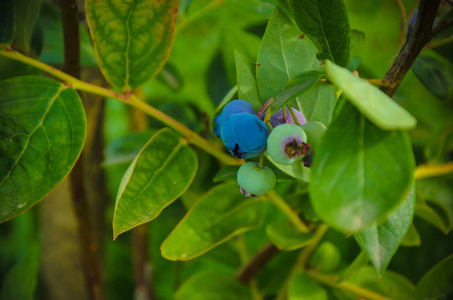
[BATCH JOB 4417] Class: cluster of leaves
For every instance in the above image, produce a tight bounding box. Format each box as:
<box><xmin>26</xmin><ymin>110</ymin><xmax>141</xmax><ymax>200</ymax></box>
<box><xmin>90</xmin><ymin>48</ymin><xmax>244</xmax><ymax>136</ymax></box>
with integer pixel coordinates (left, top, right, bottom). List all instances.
<box><xmin>0</xmin><ymin>0</ymin><xmax>453</xmax><ymax>299</ymax></box>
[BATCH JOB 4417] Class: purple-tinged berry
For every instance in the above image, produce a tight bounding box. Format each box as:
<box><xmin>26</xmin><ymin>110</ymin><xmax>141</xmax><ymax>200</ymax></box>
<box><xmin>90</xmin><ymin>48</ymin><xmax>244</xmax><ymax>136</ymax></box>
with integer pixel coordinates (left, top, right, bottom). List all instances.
<box><xmin>268</xmin><ymin>106</ymin><xmax>307</xmax><ymax>128</ymax></box>
<box><xmin>237</xmin><ymin>162</ymin><xmax>276</xmax><ymax>197</ymax></box>
<box><xmin>267</xmin><ymin>123</ymin><xmax>309</xmax><ymax>165</ymax></box>
<box><xmin>213</xmin><ymin>100</ymin><xmax>255</xmax><ymax>138</ymax></box>
<box><xmin>221</xmin><ymin>113</ymin><xmax>268</xmax><ymax>159</ymax></box>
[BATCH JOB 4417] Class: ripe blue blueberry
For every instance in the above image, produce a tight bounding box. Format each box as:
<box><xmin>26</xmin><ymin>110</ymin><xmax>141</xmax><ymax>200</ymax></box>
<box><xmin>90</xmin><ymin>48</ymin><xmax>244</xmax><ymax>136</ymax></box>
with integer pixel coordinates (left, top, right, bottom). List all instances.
<box><xmin>268</xmin><ymin>106</ymin><xmax>307</xmax><ymax>128</ymax></box>
<box><xmin>213</xmin><ymin>99</ymin><xmax>255</xmax><ymax>138</ymax></box>
<box><xmin>267</xmin><ymin>123</ymin><xmax>309</xmax><ymax>165</ymax></box>
<box><xmin>221</xmin><ymin>113</ymin><xmax>268</xmax><ymax>159</ymax></box>
<box><xmin>237</xmin><ymin>162</ymin><xmax>276</xmax><ymax>197</ymax></box>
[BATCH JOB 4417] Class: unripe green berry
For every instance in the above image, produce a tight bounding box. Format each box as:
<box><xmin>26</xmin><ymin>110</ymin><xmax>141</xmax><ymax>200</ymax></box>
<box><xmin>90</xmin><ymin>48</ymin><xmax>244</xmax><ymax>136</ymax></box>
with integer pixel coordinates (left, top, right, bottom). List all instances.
<box><xmin>267</xmin><ymin>123</ymin><xmax>309</xmax><ymax>165</ymax></box>
<box><xmin>300</xmin><ymin>121</ymin><xmax>327</xmax><ymax>151</ymax></box>
<box><xmin>237</xmin><ymin>162</ymin><xmax>276</xmax><ymax>197</ymax></box>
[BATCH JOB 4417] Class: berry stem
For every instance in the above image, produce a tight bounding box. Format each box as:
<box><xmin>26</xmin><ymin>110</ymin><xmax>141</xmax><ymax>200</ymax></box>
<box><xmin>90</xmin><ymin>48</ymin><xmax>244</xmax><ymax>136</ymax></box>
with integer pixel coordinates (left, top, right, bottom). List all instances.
<box><xmin>266</xmin><ymin>191</ymin><xmax>309</xmax><ymax>233</ymax></box>
<box><xmin>263</xmin><ymin>107</ymin><xmax>274</xmax><ymax>131</ymax></box>
<box><xmin>258</xmin><ymin>155</ymin><xmax>264</xmax><ymax>169</ymax></box>
<box><xmin>286</xmin><ymin>104</ymin><xmax>300</xmax><ymax>126</ymax></box>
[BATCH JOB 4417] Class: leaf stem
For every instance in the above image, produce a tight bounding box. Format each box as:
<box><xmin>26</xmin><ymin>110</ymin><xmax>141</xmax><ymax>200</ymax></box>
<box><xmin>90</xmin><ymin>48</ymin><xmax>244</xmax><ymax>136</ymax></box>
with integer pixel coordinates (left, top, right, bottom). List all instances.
<box><xmin>414</xmin><ymin>162</ymin><xmax>453</xmax><ymax>179</ymax></box>
<box><xmin>266</xmin><ymin>191</ymin><xmax>309</xmax><ymax>233</ymax></box>
<box><xmin>0</xmin><ymin>48</ymin><xmax>241</xmax><ymax>166</ymax></box>
<box><xmin>286</xmin><ymin>104</ymin><xmax>300</xmax><ymax>126</ymax></box>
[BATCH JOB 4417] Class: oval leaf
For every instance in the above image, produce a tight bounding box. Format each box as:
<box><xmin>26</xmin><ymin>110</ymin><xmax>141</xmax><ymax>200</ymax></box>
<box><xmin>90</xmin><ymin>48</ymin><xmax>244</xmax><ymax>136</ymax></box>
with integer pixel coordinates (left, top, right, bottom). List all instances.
<box><xmin>175</xmin><ymin>271</ymin><xmax>251</xmax><ymax>300</ymax></box>
<box><xmin>310</xmin><ymin>100</ymin><xmax>415</xmax><ymax>232</ymax></box>
<box><xmin>325</xmin><ymin>60</ymin><xmax>417</xmax><ymax>130</ymax></box>
<box><xmin>266</xmin><ymin>153</ymin><xmax>310</xmax><ymax>182</ymax></box>
<box><xmin>161</xmin><ymin>182</ymin><xmax>265</xmax><ymax>261</ymax></box>
<box><xmin>256</xmin><ymin>6</ymin><xmax>322</xmax><ymax>103</ymax></box>
<box><xmin>289</xmin><ymin>272</ymin><xmax>328</xmax><ymax>300</ymax></box>
<box><xmin>0</xmin><ymin>76</ymin><xmax>86</xmax><ymax>222</ymax></box>
<box><xmin>266</xmin><ymin>221</ymin><xmax>314</xmax><ymax>250</ymax></box>
<box><xmin>416</xmin><ymin>254</ymin><xmax>453</xmax><ymax>299</ymax></box>
<box><xmin>415</xmin><ymin>200</ymin><xmax>453</xmax><ymax>234</ymax></box>
<box><xmin>354</xmin><ymin>183</ymin><xmax>415</xmax><ymax>274</ymax></box>
<box><xmin>412</xmin><ymin>55</ymin><xmax>453</xmax><ymax>100</ymax></box>
<box><xmin>275</xmin><ymin>0</ymin><xmax>351</xmax><ymax>67</ymax></box>
<box><xmin>113</xmin><ymin>128</ymin><xmax>197</xmax><ymax>239</ymax></box>
<box><xmin>295</xmin><ymin>83</ymin><xmax>336</xmax><ymax>126</ymax></box>
<box><xmin>85</xmin><ymin>0</ymin><xmax>179</xmax><ymax>92</ymax></box>
<box><xmin>235</xmin><ymin>50</ymin><xmax>262</xmax><ymax>111</ymax></box>
<box><xmin>271</xmin><ymin>71</ymin><xmax>322</xmax><ymax>111</ymax></box>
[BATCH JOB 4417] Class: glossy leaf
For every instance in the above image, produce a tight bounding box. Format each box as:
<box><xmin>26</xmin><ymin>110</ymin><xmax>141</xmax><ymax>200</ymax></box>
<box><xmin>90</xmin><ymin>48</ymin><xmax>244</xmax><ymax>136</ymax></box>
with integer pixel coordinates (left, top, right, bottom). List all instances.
<box><xmin>289</xmin><ymin>272</ymin><xmax>328</xmax><ymax>300</ymax></box>
<box><xmin>310</xmin><ymin>101</ymin><xmax>415</xmax><ymax>232</ymax></box>
<box><xmin>13</xmin><ymin>0</ymin><xmax>42</xmax><ymax>54</ymax></box>
<box><xmin>112</xmin><ymin>128</ymin><xmax>197</xmax><ymax>239</ymax></box>
<box><xmin>0</xmin><ymin>0</ymin><xmax>14</xmax><ymax>45</ymax></box>
<box><xmin>275</xmin><ymin>0</ymin><xmax>351</xmax><ymax>67</ymax></box>
<box><xmin>416</xmin><ymin>254</ymin><xmax>453</xmax><ymax>299</ymax></box>
<box><xmin>161</xmin><ymin>182</ymin><xmax>265</xmax><ymax>261</ymax></box>
<box><xmin>85</xmin><ymin>0</ymin><xmax>179</xmax><ymax>92</ymax></box>
<box><xmin>266</xmin><ymin>153</ymin><xmax>310</xmax><ymax>182</ymax></box>
<box><xmin>415</xmin><ymin>200</ymin><xmax>452</xmax><ymax>234</ymax></box>
<box><xmin>354</xmin><ymin>184</ymin><xmax>415</xmax><ymax>274</ymax></box>
<box><xmin>271</xmin><ymin>71</ymin><xmax>322</xmax><ymax>111</ymax></box>
<box><xmin>346</xmin><ymin>266</ymin><xmax>415</xmax><ymax>300</ymax></box>
<box><xmin>0</xmin><ymin>76</ymin><xmax>86</xmax><ymax>222</ymax></box>
<box><xmin>325</xmin><ymin>60</ymin><xmax>417</xmax><ymax>130</ymax></box>
<box><xmin>235</xmin><ymin>50</ymin><xmax>262</xmax><ymax>111</ymax></box>
<box><xmin>412</xmin><ymin>55</ymin><xmax>453</xmax><ymax>99</ymax></box>
<box><xmin>1</xmin><ymin>244</ymin><xmax>39</xmax><ymax>300</ymax></box>
<box><xmin>295</xmin><ymin>83</ymin><xmax>336</xmax><ymax>126</ymax></box>
<box><xmin>266</xmin><ymin>222</ymin><xmax>314</xmax><ymax>250</ymax></box>
<box><xmin>175</xmin><ymin>271</ymin><xmax>251</xmax><ymax>300</ymax></box>
<box><xmin>256</xmin><ymin>6</ymin><xmax>322</xmax><ymax>103</ymax></box>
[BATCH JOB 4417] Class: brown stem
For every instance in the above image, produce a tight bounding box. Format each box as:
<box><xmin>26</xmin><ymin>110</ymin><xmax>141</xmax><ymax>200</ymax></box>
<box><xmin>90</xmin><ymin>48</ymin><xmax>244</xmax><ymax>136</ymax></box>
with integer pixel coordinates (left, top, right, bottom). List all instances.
<box><xmin>236</xmin><ymin>243</ymin><xmax>280</xmax><ymax>285</ymax></box>
<box><xmin>60</xmin><ymin>1</ymin><xmax>104</xmax><ymax>300</ymax></box>
<box><xmin>431</xmin><ymin>18</ymin><xmax>453</xmax><ymax>37</ymax></box>
<box><xmin>380</xmin><ymin>0</ymin><xmax>441</xmax><ymax>97</ymax></box>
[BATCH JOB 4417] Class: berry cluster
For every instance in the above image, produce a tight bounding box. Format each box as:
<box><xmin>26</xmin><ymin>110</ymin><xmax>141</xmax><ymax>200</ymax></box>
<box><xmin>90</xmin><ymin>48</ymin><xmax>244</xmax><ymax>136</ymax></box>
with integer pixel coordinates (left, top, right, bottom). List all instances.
<box><xmin>214</xmin><ymin>100</ymin><xmax>326</xmax><ymax>197</ymax></box>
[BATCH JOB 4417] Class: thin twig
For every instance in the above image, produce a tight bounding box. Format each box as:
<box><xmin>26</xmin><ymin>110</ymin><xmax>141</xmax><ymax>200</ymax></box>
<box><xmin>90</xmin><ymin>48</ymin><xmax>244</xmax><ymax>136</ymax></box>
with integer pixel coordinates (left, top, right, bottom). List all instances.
<box><xmin>59</xmin><ymin>1</ymin><xmax>104</xmax><ymax>299</ymax></box>
<box><xmin>236</xmin><ymin>243</ymin><xmax>280</xmax><ymax>285</ymax></box>
<box><xmin>431</xmin><ymin>18</ymin><xmax>453</xmax><ymax>38</ymax></box>
<box><xmin>381</xmin><ymin>0</ymin><xmax>441</xmax><ymax>97</ymax></box>
<box><xmin>414</xmin><ymin>162</ymin><xmax>453</xmax><ymax>179</ymax></box>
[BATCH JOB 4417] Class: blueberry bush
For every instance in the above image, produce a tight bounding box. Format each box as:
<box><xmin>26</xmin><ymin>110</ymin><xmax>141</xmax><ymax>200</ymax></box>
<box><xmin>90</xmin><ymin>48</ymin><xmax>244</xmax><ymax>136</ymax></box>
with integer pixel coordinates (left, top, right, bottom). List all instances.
<box><xmin>1</xmin><ymin>0</ymin><xmax>453</xmax><ymax>299</ymax></box>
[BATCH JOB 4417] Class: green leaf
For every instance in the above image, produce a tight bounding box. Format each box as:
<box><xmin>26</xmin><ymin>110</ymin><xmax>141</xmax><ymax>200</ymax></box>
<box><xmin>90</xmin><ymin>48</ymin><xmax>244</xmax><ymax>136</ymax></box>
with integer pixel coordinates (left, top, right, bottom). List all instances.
<box><xmin>354</xmin><ymin>184</ymin><xmax>415</xmax><ymax>274</ymax></box>
<box><xmin>0</xmin><ymin>0</ymin><xmax>15</xmax><ymax>45</ymax></box>
<box><xmin>266</xmin><ymin>153</ymin><xmax>310</xmax><ymax>182</ymax></box>
<box><xmin>213</xmin><ymin>166</ymin><xmax>240</xmax><ymax>183</ymax></box>
<box><xmin>235</xmin><ymin>51</ymin><xmax>262</xmax><ymax>111</ymax></box>
<box><xmin>350</xmin><ymin>29</ymin><xmax>366</xmax><ymax>57</ymax></box>
<box><xmin>0</xmin><ymin>76</ymin><xmax>86</xmax><ymax>222</ymax></box>
<box><xmin>225</xmin><ymin>0</ymin><xmax>275</xmax><ymax>19</ymax></box>
<box><xmin>416</xmin><ymin>254</ymin><xmax>453</xmax><ymax>300</ymax></box>
<box><xmin>295</xmin><ymin>83</ymin><xmax>336</xmax><ymax>126</ymax></box>
<box><xmin>289</xmin><ymin>272</ymin><xmax>328</xmax><ymax>300</ymax></box>
<box><xmin>12</xmin><ymin>0</ymin><xmax>42</xmax><ymax>54</ymax></box>
<box><xmin>85</xmin><ymin>0</ymin><xmax>179</xmax><ymax>92</ymax></box>
<box><xmin>1</xmin><ymin>244</ymin><xmax>39</xmax><ymax>300</ymax></box>
<box><xmin>256</xmin><ymin>6</ymin><xmax>322</xmax><ymax>103</ymax></box>
<box><xmin>175</xmin><ymin>271</ymin><xmax>251</xmax><ymax>300</ymax></box>
<box><xmin>401</xmin><ymin>224</ymin><xmax>421</xmax><ymax>247</ymax></box>
<box><xmin>266</xmin><ymin>222</ymin><xmax>314</xmax><ymax>250</ymax></box>
<box><xmin>310</xmin><ymin>101</ymin><xmax>415</xmax><ymax>232</ymax></box>
<box><xmin>161</xmin><ymin>182</ymin><xmax>265</xmax><ymax>261</ymax></box>
<box><xmin>275</xmin><ymin>0</ymin><xmax>351</xmax><ymax>67</ymax></box>
<box><xmin>112</xmin><ymin>128</ymin><xmax>197</xmax><ymax>239</ymax></box>
<box><xmin>412</xmin><ymin>55</ymin><xmax>453</xmax><ymax>100</ymax></box>
<box><xmin>325</xmin><ymin>60</ymin><xmax>417</xmax><ymax>130</ymax></box>
<box><xmin>415</xmin><ymin>200</ymin><xmax>452</xmax><ymax>234</ymax></box>
<box><xmin>346</xmin><ymin>266</ymin><xmax>415</xmax><ymax>300</ymax></box>
<box><xmin>271</xmin><ymin>71</ymin><xmax>322</xmax><ymax>111</ymax></box>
